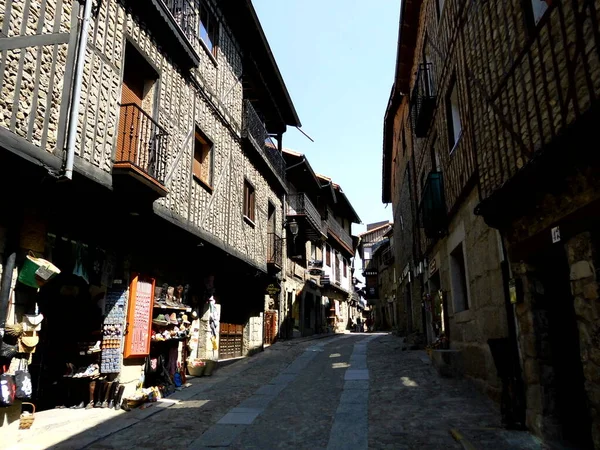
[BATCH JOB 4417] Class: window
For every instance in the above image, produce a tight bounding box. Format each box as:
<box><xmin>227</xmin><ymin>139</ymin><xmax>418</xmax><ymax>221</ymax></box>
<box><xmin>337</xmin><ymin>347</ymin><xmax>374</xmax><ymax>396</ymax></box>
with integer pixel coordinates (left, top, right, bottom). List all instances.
<box><xmin>311</xmin><ymin>242</ymin><xmax>317</xmax><ymax>261</ymax></box>
<box><xmin>243</xmin><ymin>179</ymin><xmax>255</xmax><ymax>223</ymax></box>
<box><xmin>199</xmin><ymin>1</ymin><xmax>218</xmax><ymax>55</ymax></box>
<box><xmin>437</xmin><ymin>0</ymin><xmax>446</xmax><ymax>19</ymax></box>
<box><xmin>326</xmin><ymin>245</ymin><xmax>331</xmax><ymax>266</ymax></box>
<box><xmin>450</xmin><ymin>242</ymin><xmax>469</xmax><ymax>312</ymax></box>
<box><xmin>193</xmin><ymin>128</ymin><xmax>213</xmax><ymax>189</ymax></box>
<box><xmin>446</xmin><ymin>79</ymin><xmax>462</xmax><ymax>151</ymax></box>
<box><xmin>363</xmin><ymin>246</ymin><xmax>371</xmax><ymax>261</ymax></box>
<box><xmin>343</xmin><ymin>258</ymin><xmax>347</xmax><ymax>277</ymax></box>
<box><xmin>530</xmin><ymin>0</ymin><xmax>549</xmax><ymax>25</ymax></box>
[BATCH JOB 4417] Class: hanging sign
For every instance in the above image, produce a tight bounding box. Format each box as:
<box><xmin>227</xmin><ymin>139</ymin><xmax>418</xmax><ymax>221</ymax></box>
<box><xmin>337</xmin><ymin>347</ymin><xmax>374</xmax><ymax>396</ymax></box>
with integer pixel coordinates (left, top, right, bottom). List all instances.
<box><xmin>123</xmin><ymin>274</ymin><xmax>155</xmax><ymax>359</ymax></box>
<box><xmin>266</xmin><ymin>283</ymin><xmax>280</xmax><ymax>296</ymax></box>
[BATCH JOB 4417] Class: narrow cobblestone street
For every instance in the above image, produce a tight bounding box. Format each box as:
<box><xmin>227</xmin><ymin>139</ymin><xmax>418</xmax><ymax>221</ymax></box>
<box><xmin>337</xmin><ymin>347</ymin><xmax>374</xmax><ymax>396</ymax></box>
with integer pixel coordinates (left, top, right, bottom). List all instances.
<box><xmin>3</xmin><ymin>333</ymin><xmax>549</xmax><ymax>450</ymax></box>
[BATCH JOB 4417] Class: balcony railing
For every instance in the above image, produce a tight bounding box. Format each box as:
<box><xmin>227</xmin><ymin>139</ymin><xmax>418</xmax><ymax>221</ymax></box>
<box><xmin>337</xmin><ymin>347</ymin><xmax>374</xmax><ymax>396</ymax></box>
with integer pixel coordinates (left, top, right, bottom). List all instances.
<box><xmin>116</xmin><ymin>103</ymin><xmax>168</xmax><ymax>185</ymax></box>
<box><xmin>267</xmin><ymin>233</ymin><xmax>283</xmax><ymax>269</ymax></box>
<box><xmin>326</xmin><ymin>217</ymin><xmax>353</xmax><ymax>252</ymax></box>
<box><xmin>410</xmin><ymin>63</ymin><xmax>436</xmax><ymax>138</ymax></box>
<box><xmin>287</xmin><ymin>193</ymin><xmax>325</xmax><ymax>236</ymax></box>
<box><xmin>162</xmin><ymin>0</ymin><xmax>197</xmax><ymax>45</ymax></box>
<box><xmin>242</xmin><ymin>100</ymin><xmax>286</xmax><ymax>182</ymax></box>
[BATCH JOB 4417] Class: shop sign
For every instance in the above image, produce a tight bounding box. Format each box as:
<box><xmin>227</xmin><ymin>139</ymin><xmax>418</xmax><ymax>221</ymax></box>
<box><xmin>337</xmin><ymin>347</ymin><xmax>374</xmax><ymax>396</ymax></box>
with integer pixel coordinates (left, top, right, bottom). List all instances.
<box><xmin>124</xmin><ymin>274</ymin><xmax>155</xmax><ymax>359</ymax></box>
<box><xmin>266</xmin><ymin>283</ymin><xmax>280</xmax><ymax>296</ymax></box>
<box><xmin>429</xmin><ymin>258</ymin><xmax>437</xmax><ymax>276</ymax></box>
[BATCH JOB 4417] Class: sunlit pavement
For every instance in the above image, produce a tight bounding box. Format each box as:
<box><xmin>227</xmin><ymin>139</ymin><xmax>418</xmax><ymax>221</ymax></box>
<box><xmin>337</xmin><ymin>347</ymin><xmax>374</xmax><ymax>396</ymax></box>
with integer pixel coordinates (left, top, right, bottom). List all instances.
<box><xmin>2</xmin><ymin>333</ymin><xmax>547</xmax><ymax>449</ymax></box>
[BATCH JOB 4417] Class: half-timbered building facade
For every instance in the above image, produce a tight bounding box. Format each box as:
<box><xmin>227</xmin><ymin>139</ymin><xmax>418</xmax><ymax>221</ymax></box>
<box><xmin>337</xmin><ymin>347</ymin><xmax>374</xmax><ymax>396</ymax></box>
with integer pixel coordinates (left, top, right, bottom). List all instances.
<box><xmin>0</xmin><ymin>0</ymin><xmax>300</xmax><ymax>411</ymax></box>
<box><xmin>383</xmin><ymin>0</ymin><xmax>600</xmax><ymax>446</ymax></box>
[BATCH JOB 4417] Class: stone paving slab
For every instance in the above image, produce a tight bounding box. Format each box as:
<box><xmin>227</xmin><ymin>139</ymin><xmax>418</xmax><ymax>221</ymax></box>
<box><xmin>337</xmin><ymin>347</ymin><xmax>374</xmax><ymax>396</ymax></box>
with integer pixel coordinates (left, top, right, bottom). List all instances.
<box><xmin>344</xmin><ymin>369</ymin><xmax>369</xmax><ymax>380</ymax></box>
<box><xmin>218</xmin><ymin>410</ymin><xmax>261</xmax><ymax>425</ymax></box>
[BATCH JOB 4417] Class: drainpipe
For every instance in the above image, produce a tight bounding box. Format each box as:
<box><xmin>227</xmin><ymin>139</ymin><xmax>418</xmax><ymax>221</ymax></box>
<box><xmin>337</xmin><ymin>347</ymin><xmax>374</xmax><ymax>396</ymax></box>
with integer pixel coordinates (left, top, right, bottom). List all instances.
<box><xmin>63</xmin><ymin>0</ymin><xmax>93</xmax><ymax>180</ymax></box>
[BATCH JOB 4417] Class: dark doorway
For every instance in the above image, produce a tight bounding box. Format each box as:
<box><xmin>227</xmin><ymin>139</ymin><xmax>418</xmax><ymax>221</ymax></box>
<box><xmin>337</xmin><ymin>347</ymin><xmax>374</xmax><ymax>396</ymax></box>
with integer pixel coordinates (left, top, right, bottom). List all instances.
<box><xmin>532</xmin><ymin>244</ymin><xmax>592</xmax><ymax>448</ymax></box>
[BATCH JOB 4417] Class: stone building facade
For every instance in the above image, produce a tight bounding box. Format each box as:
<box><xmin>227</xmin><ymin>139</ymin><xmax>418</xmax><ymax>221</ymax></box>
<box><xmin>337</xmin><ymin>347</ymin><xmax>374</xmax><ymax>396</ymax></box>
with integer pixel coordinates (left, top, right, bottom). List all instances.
<box><xmin>280</xmin><ymin>149</ymin><xmax>361</xmax><ymax>338</ymax></box>
<box><xmin>383</xmin><ymin>0</ymin><xmax>600</xmax><ymax>446</ymax></box>
<box><xmin>0</xmin><ymin>0</ymin><xmax>300</xmax><ymax>416</ymax></box>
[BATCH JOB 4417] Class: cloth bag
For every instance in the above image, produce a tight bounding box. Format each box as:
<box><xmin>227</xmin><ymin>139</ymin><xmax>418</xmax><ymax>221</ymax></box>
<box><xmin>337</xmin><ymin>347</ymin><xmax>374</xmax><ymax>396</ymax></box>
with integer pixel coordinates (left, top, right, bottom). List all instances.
<box><xmin>0</xmin><ymin>373</ymin><xmax>16</xmax><ymax>406</ymax></box>
<box><xmin>15</xmin><ymin>361</ymin><xmax>32</xmax><ymax>400</ymax></box>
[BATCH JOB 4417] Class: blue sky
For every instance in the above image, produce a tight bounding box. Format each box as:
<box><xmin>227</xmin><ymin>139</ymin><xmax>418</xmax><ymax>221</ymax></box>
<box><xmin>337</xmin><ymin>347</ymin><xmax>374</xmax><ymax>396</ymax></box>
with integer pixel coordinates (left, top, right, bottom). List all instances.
<box><xmin>253</xmin><ymin>0</ymin><xmax>399</xmax><ymax>235</ymax></box>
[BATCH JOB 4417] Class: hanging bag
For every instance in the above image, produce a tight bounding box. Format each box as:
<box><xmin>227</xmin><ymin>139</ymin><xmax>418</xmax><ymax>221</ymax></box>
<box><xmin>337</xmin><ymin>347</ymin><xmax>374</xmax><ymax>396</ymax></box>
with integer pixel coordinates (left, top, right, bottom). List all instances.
<box><xmin>15</xmin><ymin>362</ymin><xmax>32</xmax><ymax>400</ymax></box>
<box><xmin>0</xmin><ymin>373</ymin><xmax>16</xmax><ymax>406</ymax></box>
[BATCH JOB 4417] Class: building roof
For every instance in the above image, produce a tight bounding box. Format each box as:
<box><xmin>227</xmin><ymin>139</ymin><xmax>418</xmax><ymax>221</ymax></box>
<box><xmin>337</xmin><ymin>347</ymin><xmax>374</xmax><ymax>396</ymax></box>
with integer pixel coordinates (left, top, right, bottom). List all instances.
<box><xmin>317</xmin><ymin>176</ymin><xmax>362</xmax><ymax>224</ymax></box>
<box><xmin>382</xmin><ymin>0</ymin><xmax>423</xmax><ymax>203</ymax></box>
<box><xmin>282</xmin><ymin>148</ymin><xmax>322</xmax><ymax>194</ymax></box>
<box><xmin>358</xmin><ymin>222</ymin><xmax>392</xmax><ymax>237</ymax></box>
<box><xmin>220</xmin><ymin>0</ymin><xmax>301</xmax><ymax>129</ymax></box>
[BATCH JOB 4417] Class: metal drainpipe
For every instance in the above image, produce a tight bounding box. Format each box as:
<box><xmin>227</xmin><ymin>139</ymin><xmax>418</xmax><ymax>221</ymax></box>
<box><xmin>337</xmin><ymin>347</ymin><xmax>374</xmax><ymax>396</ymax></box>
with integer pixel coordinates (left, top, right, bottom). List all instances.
<box><xmin>63</xmin><ymin>0</ymin><xmax>93</xmax><ymax>180</ymax></box>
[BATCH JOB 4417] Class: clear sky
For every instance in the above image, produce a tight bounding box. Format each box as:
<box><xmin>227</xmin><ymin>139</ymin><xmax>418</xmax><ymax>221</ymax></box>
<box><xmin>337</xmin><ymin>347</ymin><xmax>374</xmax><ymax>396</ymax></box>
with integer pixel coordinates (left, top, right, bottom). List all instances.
<box><xmin>253</xmin><ymin>0</ymin><xmax>399</xmax><ymax>235</ymax></box>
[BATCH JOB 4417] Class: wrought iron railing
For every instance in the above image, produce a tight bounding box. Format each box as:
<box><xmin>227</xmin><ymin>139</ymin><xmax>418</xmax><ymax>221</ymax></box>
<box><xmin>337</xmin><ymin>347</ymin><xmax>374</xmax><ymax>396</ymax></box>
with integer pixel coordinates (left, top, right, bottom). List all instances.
<box><xmin>287</xmin><ymin>193</ymin><xmax>325</xmax><ymax>235</ymax></box>
<box><xmin>267</xmin><ymin>232</ymin><xmax>283</xmax><ymax>268</ymax></box>
<box><xmin>161</xmin><ymin>0</ymin><xmax>197</xmax><ymax>44</ymax></box>
<box><xmin>116</xmin><ymin>103</ymin><xmax>168</xmax><ymax>184</ymax></box>
<box><xmin>326</xmin><ymin>217</ymin><xmax>353</xmax><ymax>251</ymax></box>
<box><xmin>410</xmin><ymin>63</ymin><xmax>436</xmax><ymax>138</ymax></box>
<box><xmin>242</xmin><ymin>100</ymin><xmax>286</xmax><ymax>181</ymax></box>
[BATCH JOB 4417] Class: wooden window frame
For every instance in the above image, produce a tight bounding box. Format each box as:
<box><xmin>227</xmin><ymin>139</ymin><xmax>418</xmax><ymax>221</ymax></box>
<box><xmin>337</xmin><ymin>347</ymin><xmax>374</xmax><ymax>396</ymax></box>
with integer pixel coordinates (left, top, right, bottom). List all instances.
<box><xmin>343</xmin><ymin>258</ymin><xmax>347</xmax><ymax>278</ymax></box>
<box><xmin>193</xmin><ymin>128</ymin><xmax>213</xmax><ymax>192</ymax></box>
<box><xmin>199</xmin><ymin>1</ymin><xmax>219</xmax><ymax>57</ymax></box>
<box><xmin>243</xmin><ymin>179</ymin><xmax>256</xmax><ymax>225</ymax></box>
<box><xmin>326</xmin><ymin>244</ymin><xmax>331</xmax><ymax>266</ymax></box>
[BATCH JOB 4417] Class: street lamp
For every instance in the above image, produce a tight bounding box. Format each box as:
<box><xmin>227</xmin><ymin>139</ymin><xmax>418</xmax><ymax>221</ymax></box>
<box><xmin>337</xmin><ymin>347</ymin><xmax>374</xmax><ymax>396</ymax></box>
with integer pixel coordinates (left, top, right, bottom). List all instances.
<box><xmin>287</xmin><ymin>219</ymin><xmax>299</xmax><ymax>238</ymax></box>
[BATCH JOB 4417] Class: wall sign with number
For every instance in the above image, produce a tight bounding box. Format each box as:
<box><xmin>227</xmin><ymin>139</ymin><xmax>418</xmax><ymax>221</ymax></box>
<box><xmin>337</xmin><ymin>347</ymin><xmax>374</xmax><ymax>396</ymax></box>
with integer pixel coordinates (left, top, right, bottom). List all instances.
<box><xmin>123</xmin><ymin>274</ymin><xmax>155</xmax><ymax>359</ymax></box>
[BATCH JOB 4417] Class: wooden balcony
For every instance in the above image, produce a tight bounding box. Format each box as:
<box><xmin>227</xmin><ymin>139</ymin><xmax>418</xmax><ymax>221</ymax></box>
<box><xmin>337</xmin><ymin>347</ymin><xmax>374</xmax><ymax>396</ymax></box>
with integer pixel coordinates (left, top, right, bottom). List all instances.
<box><xmin>242</xmin><ymin>100</ymin><xmax>286</xmax><ymax>185</ymax></box>
<box><xmin>410</xmin><ymin>63</ymin><xmax>436</xmax><ymax>138</ymax></box>
<box><xmin>287</xmin><ymin>193</ymin><xmax>326</xmax><ymax>241</ymax></box>
<box><xmin>325</xmin><ymin>217</ymin><xmax>354</xmax><ymax>255</ymax></box>
<box><xmin>113</xmin><ymin>103</ymin><xmax>168</xmax><ymax>198</ymax></box>
<box><xmin>267</xmin><ymin>232</ymin><xmax>283</xmax><ymax>272</ymax></box>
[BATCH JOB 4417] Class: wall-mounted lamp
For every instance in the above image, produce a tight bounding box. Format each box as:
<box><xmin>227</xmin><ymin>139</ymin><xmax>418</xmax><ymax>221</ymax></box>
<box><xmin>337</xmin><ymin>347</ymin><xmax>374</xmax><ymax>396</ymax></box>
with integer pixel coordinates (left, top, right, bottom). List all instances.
<box><xmin>287</xmin><ymin>219</ymin><xmax>299</xmax><ymax>239</ymax></box>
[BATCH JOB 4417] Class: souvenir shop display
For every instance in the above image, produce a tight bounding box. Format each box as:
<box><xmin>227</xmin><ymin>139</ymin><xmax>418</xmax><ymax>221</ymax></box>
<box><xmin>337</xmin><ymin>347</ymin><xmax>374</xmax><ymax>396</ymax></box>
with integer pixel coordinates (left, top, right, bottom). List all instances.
<box><xmin>101</xmin><ymin>287</ymin><xmax>127</xmax><ymax>373</ymax></box>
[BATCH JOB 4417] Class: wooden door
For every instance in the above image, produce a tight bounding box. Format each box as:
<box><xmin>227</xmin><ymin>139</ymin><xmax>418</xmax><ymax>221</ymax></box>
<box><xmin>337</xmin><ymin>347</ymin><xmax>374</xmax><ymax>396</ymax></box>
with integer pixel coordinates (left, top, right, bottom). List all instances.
<box><xmin>117</xmin><ymin>49</ymin><xmax>146</xmax><ymax>166</ymax></box>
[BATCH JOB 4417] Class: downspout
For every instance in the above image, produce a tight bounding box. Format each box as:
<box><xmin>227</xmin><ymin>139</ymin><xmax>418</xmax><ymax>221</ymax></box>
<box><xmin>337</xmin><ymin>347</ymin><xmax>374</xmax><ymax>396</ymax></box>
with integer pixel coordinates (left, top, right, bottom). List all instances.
<box><xmin>63</xmin><ymin>0</ymin><xmax>93</xmax><ymax>180</ymax></box>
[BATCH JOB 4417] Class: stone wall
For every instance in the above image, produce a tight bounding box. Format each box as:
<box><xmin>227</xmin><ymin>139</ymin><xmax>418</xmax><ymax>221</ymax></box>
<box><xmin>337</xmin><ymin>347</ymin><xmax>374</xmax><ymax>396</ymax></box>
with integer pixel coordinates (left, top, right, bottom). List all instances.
<box><xmin>566</xmin><ymin>233</ymin><xmax>600</xmax><ymax>448</ymax></box>
<box><xmin>429</xmin><ymin>188</ymin><xmax>507</xmax><ymax>399</ymax></box>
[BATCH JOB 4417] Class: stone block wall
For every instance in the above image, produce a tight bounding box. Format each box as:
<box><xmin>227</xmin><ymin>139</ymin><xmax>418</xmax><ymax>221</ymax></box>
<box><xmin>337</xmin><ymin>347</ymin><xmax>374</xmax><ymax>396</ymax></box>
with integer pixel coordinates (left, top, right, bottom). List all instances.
<box><xmin>431</xmin><ymin>188</ymin><xmax>507</xmax><ymax>399</ymax></box>
<box><xmin>566</xmin><ymin>232</ymin><xmax>600</xmax><ymax>449</ymax></box>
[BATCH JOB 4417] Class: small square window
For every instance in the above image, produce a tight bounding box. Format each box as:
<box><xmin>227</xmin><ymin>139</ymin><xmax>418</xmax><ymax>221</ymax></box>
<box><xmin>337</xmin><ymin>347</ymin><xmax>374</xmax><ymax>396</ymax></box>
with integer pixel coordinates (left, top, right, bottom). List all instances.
<box><xmin>193</xmin><ymin>129</ymin><xmax>213</xmax><ymax>190</ymax></box>
<box><xmin>199</xmin><ymin>1</ymin><xmax>218</xmax><ymax>55</ymax></box>
<box><xmin>243</xmin><ymin>179</ymin><xmax>255</xmax><ymax>223</ymax></box>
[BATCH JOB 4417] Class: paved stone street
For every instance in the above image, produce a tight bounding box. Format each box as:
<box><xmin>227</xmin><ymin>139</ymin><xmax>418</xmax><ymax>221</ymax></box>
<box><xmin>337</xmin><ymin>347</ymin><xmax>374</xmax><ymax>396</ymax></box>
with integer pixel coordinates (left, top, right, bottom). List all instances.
<box><xmin>2</xmin><ymin>334</ymin><xmax>549</xmax><ymax>450</ymax></box>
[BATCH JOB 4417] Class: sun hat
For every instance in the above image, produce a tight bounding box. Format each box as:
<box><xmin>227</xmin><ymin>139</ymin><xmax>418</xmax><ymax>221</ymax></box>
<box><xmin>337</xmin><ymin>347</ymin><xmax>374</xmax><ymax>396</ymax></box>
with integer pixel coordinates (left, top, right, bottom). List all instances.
<box><xmin>152</xmin><ymin>314</ymin><xmax>169</xmax><ymax>326</ymax></box>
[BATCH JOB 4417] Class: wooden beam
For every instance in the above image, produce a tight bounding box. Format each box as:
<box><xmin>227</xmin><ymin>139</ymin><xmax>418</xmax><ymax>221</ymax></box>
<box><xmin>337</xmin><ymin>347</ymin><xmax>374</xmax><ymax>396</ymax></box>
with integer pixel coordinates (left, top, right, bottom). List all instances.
<box><xmin>0</xmin><ymin>32</ymin><xmax>70</xmax><ymax>51</ymax></box>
